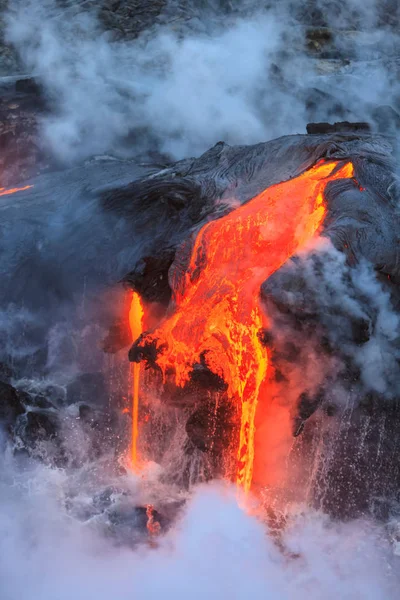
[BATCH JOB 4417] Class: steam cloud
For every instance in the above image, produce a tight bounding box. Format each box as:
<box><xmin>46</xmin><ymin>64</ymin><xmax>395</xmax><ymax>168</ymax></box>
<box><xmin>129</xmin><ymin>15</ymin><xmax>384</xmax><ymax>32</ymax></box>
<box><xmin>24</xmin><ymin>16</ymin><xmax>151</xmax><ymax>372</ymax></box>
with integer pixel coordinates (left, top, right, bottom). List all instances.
<box><xmin>264</xmin><ymin>238</ymin><xmax>400</xmax><ymax>400</ymax></box>
<box><xmin>0</xmin><ymin>446</ymin><xmax>399</xmax><ymax>600</ymax></box>
<box><xmin>5</xmin><ymin>0</ymin><xmax>400</xmax><ymax>163</ymax></box>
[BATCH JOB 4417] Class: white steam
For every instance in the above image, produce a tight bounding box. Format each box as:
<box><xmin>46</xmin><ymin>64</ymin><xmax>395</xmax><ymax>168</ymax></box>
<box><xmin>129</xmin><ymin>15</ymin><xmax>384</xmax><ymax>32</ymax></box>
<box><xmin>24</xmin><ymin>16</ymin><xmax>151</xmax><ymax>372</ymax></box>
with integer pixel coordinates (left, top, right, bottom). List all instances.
<box><xmin>304</xmin><ymin>239</ymin><xmax>400</xmax><ymax>396</ymax></box>
<box><xmin>350</xmin><ymin>258</ymin><xmax>400</xmax><ymax>394</ymax></box>
<box><xmin>0</xmin><ymin>447</ymin><xmax>399</xmax><ymax>600</ymax></box>
<box><xmin>5</xmin><ymin>0</ymin><xmax>400</xmax><ymax>164</ymax></box>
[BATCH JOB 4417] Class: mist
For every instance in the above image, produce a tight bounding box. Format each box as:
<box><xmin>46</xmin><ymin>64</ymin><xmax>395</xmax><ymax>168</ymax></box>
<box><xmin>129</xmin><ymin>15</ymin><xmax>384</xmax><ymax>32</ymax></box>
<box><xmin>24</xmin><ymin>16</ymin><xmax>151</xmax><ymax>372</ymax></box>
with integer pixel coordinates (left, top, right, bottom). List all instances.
<box><xmin>5</xmin><ymin>0</ymin><xmax>400</xmax><ymax>164</ymax></box>
<box><xmin>0</xmin><ymin>445</ymin><xmax>399</xmax><ymax>600</ymax></box>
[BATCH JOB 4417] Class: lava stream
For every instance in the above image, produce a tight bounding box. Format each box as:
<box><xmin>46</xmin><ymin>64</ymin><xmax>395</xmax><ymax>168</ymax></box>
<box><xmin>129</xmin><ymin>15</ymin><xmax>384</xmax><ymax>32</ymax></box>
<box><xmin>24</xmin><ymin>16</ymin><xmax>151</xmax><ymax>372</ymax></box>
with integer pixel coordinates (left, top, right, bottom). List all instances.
<box><xmin>0</xmin><ymin>185</ymin><xmax>33</xmax><ymax>196</ymax></box>
<box><xmin>137</xmin><ymin>160</ymin><xmax>354</xmax><ymax>492</ymax></box>
<box><xmin>129</xmin><ymin>291</ymin><xmax>144</xmax><ymax>467</ymax></box>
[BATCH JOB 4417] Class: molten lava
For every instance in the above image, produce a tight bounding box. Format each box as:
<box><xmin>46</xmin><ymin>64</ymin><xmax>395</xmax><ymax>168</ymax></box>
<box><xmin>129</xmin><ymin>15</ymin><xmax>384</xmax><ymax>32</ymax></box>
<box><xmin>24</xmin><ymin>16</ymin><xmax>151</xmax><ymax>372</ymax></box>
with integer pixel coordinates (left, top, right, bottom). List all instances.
<box><xmin>0</xmin><ymin>185</ymin><xmax>33</xmax><ymax>196</ymax></box>
<box><xmin>129</xmin><ymin>291</ymin><xmax>144</xmax><ymax>467</ymax></box>
<box><xmin>137</xmin><ymin>161</ymin><xmax>354</xmax><ymax>492</ymax></box>
<box><xmin>146</xmin><ymin>504</ymin><xmax>161</xmax><ymax>537</ymax></box>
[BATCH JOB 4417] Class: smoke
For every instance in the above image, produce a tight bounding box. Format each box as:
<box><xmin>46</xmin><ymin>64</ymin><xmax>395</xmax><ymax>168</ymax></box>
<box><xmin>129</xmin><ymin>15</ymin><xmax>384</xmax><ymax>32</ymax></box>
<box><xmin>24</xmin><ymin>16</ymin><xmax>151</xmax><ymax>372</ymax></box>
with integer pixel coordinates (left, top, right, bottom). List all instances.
<box><xmin>0</xmin><ymin>445</ymin><xmax>398</xmax><ymax>600</ymax></box>
<box><xmin>349</xmin><ymin>257</ymin><xmax>400</xmax><ymax>393</ymax></box>
<box><xmin>5</xmin><ymin>0</ymin><xmax>400</xmax><ymax>164</ymax></box>
<box><xmin>305</xmin><ymin>239</ymin><xmax>400</xmax><ymax>396</ymax></box>
<box><xmin>262</xmin><ymin>237</ymin><xmax>400</xmax><ymax>402</ymax></box>
<box><xmin>251</xmin><ymin>237</ymin><xmax>400</xmax><ymax>502</ymax></box>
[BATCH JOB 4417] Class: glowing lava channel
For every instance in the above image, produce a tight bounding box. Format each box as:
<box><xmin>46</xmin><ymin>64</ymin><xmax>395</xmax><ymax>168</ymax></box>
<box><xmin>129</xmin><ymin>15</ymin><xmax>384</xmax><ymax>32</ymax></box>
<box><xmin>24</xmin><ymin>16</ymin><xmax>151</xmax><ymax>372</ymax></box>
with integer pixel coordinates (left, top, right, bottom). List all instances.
<box><xmin>129</xmin><ymin>291</ymin><xmax>144</xmax><ymax>467</ymax></box>
<box><xmin>142</xmin><ymin>161</ymin><xmax>354</xmax><ymax>492</ymax></box>
<box><xmin>0</xmin><ymin>185</ymin><xmax>33</xmax><ymax>196</ymax></box>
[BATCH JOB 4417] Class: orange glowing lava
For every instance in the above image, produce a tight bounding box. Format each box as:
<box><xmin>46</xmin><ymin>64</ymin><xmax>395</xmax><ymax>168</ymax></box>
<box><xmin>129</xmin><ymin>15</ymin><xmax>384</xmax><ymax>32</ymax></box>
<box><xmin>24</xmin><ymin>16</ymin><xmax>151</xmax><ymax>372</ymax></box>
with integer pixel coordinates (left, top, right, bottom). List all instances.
<box><xmin>146</xmin><ymin>504</ymin><xmax>161</xmax><ymax>537</ymax></box>
<box><xmin>129</xmin><ymin>291</ymin><xmax>144</xmax><ymax>467</ymax></box>
<box><xmin>0</xmin><ymin>185</ymin><xmax>33</xmax><ymax>196</ymax></box>
<box><xmin>140</xmin><ymin>160</ymin><xmax>354</xmax><ymax>492</ymax></box>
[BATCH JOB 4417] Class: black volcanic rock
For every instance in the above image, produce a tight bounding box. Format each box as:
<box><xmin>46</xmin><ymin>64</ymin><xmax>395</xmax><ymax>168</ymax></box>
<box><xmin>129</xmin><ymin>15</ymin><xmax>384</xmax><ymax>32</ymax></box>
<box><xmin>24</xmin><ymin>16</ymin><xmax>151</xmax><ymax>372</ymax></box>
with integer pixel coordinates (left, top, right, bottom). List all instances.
<box><xmin>185</xmin><ymin>400</ymin><xmax>236</xmax><ymax>454</ymax></box>
<box><xmin>293</xmin><ymin>389</ymin><xmax>325</xmax><ymax>437</ymax></box>
<box><xmin>0</xmin><ymin>381</ymin><xmax>25</xmax><ymax>424</ymax></box>
<box><xmin>351</xmin><ymin>317</ymin><xmax>371</xmax><ymax>345</ymax></box>
<box><xmin>30</xmin><ymin>395</ymin><xmax>55</xmax><ymax>410</ymax></box>
<box><xmin>306</xmin><ymin>121</ymin><xmax>371</xmax><ymax>134</ymax></box>
<box><xmin>78</xmin><ymin>403</ymin><xmax>95</xmax><ymax>423</ymax></box>
<box><xmin>93</xmin><ymin>486</ymin><xmax>126</xmax><ymax>511</ymax></box>
<box><xmin>99</xmin><ymin>0</ymin><xmax>166</xmax><ymax>40</ymax></box>
<box><xmin>23</xmin><ymin>410</ymin><xmax>59</xmax><ymax>442</ymax></box>
<box><xmin>0</xmin><ymin>362</ymin><xmax>13</xmax><ymax>383</ymax></box>
<box><xmin>122</xmin><ymin>251</ymin><xmax>175</xmax><ymax>305</ymax></box>
<box><xmin>66</xmin><ymin>372</ymin><xmax>108</xmax><ymax>407</ymax></box>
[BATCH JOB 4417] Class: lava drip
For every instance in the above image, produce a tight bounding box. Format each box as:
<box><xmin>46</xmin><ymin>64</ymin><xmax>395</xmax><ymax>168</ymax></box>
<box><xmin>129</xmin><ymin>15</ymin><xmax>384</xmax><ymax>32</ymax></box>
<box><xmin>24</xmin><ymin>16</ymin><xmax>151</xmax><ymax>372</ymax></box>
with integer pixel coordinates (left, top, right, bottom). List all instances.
<box><xmin>129</xmin><ymin>291</ymin><xmax>144</xmax><ymax>467</ymax></box>
<box><xmin>133</xmin><ymin>160</ymin><xmax>354</xmax><ymax>492</ymax></box>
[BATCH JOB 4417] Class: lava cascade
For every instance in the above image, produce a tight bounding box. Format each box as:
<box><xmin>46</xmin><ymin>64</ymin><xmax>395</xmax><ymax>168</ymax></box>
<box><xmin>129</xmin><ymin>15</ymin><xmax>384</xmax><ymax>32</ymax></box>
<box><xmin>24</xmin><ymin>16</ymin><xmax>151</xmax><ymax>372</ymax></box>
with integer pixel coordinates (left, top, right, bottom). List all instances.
<box><xmin>136</xmin><ymin>161</ymin><xmax>355</xmax><ymax>492</ymax></box>
<box><xmin>129</xmin><ymin>291</ymin><xmax>144</xmax><ymax>467</ymax></box>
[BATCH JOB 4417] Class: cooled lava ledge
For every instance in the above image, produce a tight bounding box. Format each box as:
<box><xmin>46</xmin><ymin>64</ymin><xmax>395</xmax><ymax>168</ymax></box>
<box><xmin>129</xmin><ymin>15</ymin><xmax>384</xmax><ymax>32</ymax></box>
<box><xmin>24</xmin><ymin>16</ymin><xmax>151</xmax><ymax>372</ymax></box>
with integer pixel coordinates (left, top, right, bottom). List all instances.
<box><xmin>1</xmin><ymin>130</ymin><xmax>398</xmax><ymax>312</ymax></box>
<box><xmin>116</xmin><ymin>131</ymin><xmax>400</xmax><ymax>296</ymax></box>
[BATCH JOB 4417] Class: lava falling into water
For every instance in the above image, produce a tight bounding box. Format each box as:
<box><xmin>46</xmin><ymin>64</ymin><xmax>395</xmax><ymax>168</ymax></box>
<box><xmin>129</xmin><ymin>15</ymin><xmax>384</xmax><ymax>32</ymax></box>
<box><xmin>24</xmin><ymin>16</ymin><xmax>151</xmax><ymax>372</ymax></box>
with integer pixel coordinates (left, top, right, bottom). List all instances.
<box><xmin>137</xmin><ymin>161</ymin><xmax>355</xmax><ymax>492</ymax></box>
<box><xmin>129</xmin><ymin>291</ymin><xmax>144</xmax><ymax>467</ymax></box>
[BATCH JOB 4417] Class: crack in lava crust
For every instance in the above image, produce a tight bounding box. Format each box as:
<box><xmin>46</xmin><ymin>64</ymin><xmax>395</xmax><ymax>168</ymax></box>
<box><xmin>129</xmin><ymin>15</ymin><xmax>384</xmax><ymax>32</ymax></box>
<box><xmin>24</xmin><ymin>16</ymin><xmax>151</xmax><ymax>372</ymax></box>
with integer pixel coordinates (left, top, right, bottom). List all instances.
<box><xmin>137</xmin><ymin>160</ymin><xmax>355</xmax><ymax>492</ymax></box>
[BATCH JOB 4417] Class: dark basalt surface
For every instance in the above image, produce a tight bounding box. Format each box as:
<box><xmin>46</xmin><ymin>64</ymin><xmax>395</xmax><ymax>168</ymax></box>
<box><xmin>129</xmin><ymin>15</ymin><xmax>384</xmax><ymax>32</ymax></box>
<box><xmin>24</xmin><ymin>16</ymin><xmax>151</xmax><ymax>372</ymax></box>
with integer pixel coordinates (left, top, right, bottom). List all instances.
<box><xmin>0</xmin><ymin>380</ymin><xmax>24</xmax><ymax>424</ymax></box>
<box><xmin>2</xmin><ymin>130</ymin><xmax>398</xmax><ymax>318</ymax></box>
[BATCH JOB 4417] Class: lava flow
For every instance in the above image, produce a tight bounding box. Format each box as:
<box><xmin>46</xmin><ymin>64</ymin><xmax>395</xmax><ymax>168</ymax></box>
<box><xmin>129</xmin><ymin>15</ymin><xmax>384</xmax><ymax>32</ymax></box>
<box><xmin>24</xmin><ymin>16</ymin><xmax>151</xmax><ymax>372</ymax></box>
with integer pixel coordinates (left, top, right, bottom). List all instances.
<box><xmin>0</xmin><ymin>185</ymin><xmax>33</xmax><ymax>196</ymax></box>
<box><xmin>136</xmin><ymin>160</ymin><xmax>354</xmax><ymax>492</ymax></box>
<box><xmin>129</xmin><ymin>291</ymin><xmax>144</xmax><ymax>467</ymax></box>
